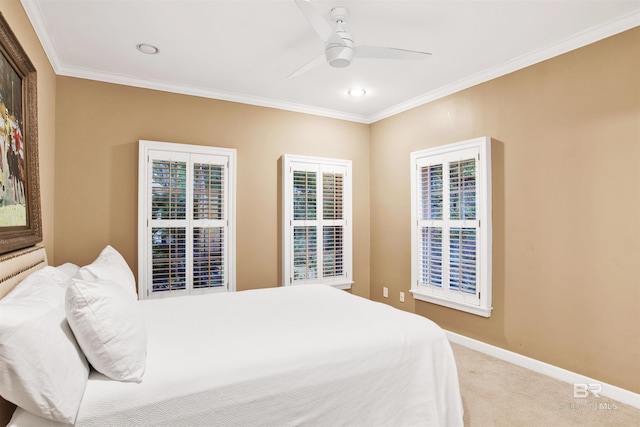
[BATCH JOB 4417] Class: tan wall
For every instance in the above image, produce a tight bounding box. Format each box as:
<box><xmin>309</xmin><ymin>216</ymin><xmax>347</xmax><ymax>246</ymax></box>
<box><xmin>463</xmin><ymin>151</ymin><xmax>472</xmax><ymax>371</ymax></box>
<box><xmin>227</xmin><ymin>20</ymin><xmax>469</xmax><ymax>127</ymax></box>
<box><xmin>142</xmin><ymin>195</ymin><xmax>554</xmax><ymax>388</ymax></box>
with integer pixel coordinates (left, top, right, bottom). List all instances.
<box><xmin>0</xmin><ymin>0</ymin><xmax>56</xmax><ymax>260</ymax></box>
<box><xmin>370</xmin><ymin>28</ymin><xmax>640</xmax><ymax>393</ymax></box>
<box><xmin>0</xmin><ymin>0</ymin><xmax>57</xmax><ymax>422</ymax></box>
<box><xmin>54</xmin><ymin>78</ymin><xmax>371</xmax><ymax>297</ymax></box>
<box><xmin>1</xmin><ymin>5</ymin><xmax>637</xmax><ymax>426</ymax></box>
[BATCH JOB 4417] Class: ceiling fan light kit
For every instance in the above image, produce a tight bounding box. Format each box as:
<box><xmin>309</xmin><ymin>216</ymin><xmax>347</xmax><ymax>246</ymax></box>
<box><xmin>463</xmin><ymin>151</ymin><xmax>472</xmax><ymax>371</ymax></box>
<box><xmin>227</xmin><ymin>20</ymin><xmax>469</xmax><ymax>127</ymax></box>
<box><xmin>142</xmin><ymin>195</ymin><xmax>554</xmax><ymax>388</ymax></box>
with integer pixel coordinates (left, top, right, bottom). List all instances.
<box><xmin>326</xmin><ymin>42</ymin><xmax>353</xmax><ymax>68</ymax></box>
<box><xmin>290</xmin><ymin>0</ymin><xmax>431</xmax><ymax>79</ymax></box>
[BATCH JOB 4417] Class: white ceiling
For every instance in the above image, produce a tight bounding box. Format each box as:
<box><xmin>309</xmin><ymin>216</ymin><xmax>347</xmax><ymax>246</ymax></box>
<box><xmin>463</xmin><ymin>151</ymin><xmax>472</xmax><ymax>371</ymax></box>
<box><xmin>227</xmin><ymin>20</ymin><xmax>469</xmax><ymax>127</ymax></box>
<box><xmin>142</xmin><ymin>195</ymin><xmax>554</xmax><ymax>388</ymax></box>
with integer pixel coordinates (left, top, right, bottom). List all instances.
<box><xmin>21</xmin><ymin>0</ymin><xmax>640</xmax><ymax>123</ymax></box>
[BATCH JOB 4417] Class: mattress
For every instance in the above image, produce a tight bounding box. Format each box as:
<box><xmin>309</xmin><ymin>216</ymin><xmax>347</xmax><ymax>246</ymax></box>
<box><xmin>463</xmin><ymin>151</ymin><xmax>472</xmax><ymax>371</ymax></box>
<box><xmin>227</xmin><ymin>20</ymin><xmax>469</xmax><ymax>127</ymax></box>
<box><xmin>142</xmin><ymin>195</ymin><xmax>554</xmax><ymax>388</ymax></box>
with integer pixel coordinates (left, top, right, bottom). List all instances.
<box><xmin>10</xmin><ymin>285</ymin><xmax>463</xmax><ymax>426</ymax></box>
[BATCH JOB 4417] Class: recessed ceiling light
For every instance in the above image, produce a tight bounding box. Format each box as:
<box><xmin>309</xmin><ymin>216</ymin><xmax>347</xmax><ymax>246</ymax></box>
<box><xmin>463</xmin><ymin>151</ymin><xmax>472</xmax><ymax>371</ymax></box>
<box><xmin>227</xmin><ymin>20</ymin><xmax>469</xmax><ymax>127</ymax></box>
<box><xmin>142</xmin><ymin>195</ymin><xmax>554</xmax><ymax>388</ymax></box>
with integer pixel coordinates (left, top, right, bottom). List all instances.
<box><xmin>348</xmin><ymin>88</ymin><xmax>366</xmax><ymax>97</ymax></box>
<box><xmin>136</xmin><ymin>43</ymin><xmax>159</xmax><ymax>55</ymax></box>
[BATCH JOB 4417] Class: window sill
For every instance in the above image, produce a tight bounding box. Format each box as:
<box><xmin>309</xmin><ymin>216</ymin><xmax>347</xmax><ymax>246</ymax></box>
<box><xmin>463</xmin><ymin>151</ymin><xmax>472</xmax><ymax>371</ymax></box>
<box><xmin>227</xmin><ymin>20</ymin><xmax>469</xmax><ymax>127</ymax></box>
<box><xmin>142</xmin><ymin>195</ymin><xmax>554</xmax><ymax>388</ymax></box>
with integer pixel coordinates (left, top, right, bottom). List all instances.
<box><xmin>330</xmin><ymin>281</ymin><xmax>353</xmax><ymax>290</ymax></box>
<box><xmin>287</xmin><ymin>281</ymin><xmax>353</xmax><ymax>290</ymax></box>
<box><xmin>410</xmin><ymin>289</ymin><xmax>492</xmax><ymax>318</ymax></box>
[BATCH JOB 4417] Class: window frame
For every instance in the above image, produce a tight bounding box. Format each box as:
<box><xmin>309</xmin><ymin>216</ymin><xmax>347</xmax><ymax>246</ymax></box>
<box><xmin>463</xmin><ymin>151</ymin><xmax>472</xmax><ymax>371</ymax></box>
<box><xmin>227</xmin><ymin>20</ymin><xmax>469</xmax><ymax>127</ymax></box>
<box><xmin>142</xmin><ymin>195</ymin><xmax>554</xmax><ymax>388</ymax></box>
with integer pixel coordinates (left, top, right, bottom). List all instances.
<box><xmin>282</xmin><ymin>154</ymin><xmax>353</xmax><ymax>290</ymax></box>
<box><xmin>138</xmin><ymin>140</ymin><xmax>236</xmax><ymax>299</ymax></box>
<box><xmin>410</xmin><ymin>137</ymin><xmax>492</xmax><ymax>317</ymax></box>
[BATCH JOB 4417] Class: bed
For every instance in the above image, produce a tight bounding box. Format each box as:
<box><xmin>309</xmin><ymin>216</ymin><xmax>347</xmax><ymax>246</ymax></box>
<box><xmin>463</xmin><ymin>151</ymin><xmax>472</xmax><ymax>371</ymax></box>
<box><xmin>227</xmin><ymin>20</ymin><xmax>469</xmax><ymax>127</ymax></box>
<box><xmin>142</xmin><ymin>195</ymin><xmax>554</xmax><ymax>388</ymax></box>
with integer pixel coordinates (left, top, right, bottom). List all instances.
<box><xmin>0</xmin><ymin>245</ymin><xmax>463</xmax><ymax>426</ymax></box>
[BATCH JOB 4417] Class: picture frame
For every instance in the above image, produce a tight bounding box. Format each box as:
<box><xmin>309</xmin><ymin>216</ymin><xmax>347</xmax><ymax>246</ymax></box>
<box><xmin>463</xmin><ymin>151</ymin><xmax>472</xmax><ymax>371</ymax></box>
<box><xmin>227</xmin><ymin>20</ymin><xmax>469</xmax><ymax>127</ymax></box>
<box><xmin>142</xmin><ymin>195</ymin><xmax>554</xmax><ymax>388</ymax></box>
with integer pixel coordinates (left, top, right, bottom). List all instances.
<box><xmin>0</xmin><ymin>12</ymin><xmax>41</xmax><ymax>255</ymax></box>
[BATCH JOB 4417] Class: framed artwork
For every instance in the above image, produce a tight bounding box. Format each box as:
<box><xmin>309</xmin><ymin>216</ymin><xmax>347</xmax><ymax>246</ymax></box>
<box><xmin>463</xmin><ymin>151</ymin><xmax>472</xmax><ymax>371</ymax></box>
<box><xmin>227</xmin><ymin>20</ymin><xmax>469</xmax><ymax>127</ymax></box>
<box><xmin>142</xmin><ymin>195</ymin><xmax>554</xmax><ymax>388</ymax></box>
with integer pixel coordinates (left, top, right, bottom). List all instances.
<box><xmin>0</xmin><ymin>12</ymin><xmax>41</xmax><ymax>255</ymax></box>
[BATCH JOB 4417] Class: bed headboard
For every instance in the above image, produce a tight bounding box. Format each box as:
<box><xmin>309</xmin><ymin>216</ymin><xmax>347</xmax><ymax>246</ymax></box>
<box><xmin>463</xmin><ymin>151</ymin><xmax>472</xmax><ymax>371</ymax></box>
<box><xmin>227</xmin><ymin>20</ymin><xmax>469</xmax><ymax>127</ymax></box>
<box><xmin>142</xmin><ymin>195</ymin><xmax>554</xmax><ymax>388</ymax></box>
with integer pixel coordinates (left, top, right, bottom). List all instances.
<box><xmin>0</xmin><ymin>245</ymin><xmax>48</xmax><ymax>299</ymax></box>
<box><xmin>0</xmin><ymin>245</ymin><xmax>48</xmax><ymax>424</ymax></box>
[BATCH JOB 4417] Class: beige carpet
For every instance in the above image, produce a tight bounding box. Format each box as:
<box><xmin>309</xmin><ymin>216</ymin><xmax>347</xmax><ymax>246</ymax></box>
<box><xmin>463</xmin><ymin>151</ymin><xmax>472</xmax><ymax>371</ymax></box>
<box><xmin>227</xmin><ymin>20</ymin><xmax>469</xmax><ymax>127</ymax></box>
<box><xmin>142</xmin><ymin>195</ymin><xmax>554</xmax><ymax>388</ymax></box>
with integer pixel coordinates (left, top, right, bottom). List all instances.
<box><xmin>451</xmin><ymin>343</ymin><xmax>640</xmax><ymax>426</ymax></box>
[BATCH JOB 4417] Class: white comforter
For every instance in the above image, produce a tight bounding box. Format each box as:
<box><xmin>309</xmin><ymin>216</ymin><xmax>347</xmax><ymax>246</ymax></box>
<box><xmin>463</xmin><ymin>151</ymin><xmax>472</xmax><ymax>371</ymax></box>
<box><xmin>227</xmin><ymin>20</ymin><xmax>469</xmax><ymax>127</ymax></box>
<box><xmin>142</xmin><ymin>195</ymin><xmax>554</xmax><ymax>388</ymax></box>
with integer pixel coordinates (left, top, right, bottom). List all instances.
<box><xmin>10</xmin><ymin>285</ymin><xmax>463</xmax><ymax>426</ymax></box>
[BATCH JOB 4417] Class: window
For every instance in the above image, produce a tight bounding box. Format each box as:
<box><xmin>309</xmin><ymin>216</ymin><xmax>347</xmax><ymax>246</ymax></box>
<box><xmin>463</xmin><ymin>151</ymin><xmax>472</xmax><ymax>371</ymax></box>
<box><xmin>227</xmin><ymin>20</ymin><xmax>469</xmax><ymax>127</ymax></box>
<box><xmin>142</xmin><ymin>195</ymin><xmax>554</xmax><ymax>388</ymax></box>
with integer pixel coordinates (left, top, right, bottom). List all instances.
<box><xmin>138</xmin><ymin>140</ymin><xmax>236</xmax><ymax>299</ymax></box>
<box><xmin>410</xmin><ymin>137</ymin><xmax>492</xmax><ymax>317</ymax></box>
<box><xmin>282</xmin><ymin>155</ymin><xmax>352</xmax><ymax>289</ymax></box>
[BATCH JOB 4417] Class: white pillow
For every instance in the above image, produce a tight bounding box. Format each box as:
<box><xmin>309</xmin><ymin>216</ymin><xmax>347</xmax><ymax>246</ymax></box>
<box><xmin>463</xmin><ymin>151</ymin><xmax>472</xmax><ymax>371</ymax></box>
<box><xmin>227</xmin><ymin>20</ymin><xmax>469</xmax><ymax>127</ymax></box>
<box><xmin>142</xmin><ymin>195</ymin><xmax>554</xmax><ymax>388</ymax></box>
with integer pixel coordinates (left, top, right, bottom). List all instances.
<box><xmin>55</xmin><ymin>262</ymin><xmax>80</xmax><ymax>282</ymax></box>
<box><xmin>0</xmin><ymin>269</ymin><xmax>89</xmax><ymax>424</ymax></box>
<box><xmin>66</xmin><ymin>278</ymin><xmax>147</xmax><ymax>382</ymax></box>
<box><xmin>76</xmin><ymin>245</ymin><xmax>137</xmax><ymax>299</ymax></box>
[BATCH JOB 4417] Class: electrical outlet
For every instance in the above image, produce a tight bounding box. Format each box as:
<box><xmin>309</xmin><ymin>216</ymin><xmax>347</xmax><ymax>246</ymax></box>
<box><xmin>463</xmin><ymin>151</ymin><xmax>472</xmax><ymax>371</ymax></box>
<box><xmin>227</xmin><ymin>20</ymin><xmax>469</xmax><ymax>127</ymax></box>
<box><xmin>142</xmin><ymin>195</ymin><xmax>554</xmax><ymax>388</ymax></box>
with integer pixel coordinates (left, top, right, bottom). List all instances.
<box><xmin>383</xmin><ymin>287</ymin><xmax>389</xmax><ymax>298</ymax></box>
<box><xmin>400</xmin><ymin>292</ymin><xmax>405</xmax><ymax>303</ymax></box>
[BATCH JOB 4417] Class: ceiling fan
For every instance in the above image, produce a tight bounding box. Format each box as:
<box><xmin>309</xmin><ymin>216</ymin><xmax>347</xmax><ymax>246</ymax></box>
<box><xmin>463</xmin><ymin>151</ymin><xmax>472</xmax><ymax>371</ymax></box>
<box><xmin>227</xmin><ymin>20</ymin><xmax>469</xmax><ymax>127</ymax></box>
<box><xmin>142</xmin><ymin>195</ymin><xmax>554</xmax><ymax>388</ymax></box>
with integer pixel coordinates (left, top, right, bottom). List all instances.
<box><xmin>289</xmin><ymin>0</ymin><xmax>431</xmax><ymax>79</ymax></box>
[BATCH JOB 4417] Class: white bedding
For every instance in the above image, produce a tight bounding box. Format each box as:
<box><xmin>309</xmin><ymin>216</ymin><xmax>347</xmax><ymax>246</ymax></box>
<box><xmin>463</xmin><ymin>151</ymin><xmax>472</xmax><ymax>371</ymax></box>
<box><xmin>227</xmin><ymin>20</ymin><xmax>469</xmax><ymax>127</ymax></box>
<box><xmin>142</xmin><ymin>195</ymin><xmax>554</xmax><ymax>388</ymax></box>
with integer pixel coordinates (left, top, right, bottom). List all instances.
<box><xmin>10</xmin><ymin>285</ymin><xmax>463</xmax><ymax>426</ymax></box>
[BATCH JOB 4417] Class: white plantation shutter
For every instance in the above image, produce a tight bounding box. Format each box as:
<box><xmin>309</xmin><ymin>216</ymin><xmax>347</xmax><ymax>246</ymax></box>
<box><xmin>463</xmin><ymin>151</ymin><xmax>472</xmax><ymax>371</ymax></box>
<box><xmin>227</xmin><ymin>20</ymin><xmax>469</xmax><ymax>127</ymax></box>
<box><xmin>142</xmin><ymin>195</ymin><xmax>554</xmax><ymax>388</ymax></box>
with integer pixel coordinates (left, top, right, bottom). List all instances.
<box><xmin>150</xmin><ymin>157</ymin><xmax>188</xmax><ymax>292</ymax></box>
<box><xmin>322</xmin><ymin>171</ymin><xmax>345</xmax><ymax>279</ymax></box>
<box><xmin>293</xmin><ymin>226</ymin><xmax>318</xmax><ymax>280</ymax></box>
<box><xmin>293</xmin><ymin>170</ymin><xmax>317</xmax><ymax>221</ymax></box>
<box><xmin>421</xmin><ymin>227</ymin><xmax>443</xmax><ymax>288</ymax></box>
<box><xmin>323</xmin><ymin>226</ymin><xmax>343</xmax><ymax>277</ymax></box>
<box><xmin>192</xmin><ymin>158</ymin><xmax>227</xmax><ymax>290</ymax></box>
<box><xmin>411</xmin><ymin>137</ymin><xmax>492</xmax><ymax>317</ymax></box>
<box><xmin>419</xmin><ymin>163</ymin><xmax>444</xmax><ymax>290</ymax></box>
<box><xmin>139</xmin><ymin>141</ymin><xmax>236</xmax><ymax>299</ymax></box>
<box><xmin>449</xmin><ymin>228</ymin><xmax>476</xmax><ymax>294</ymax></box>
<box><xmin>283</xmin><ymin>155</ymin><xmax>352</xmax><ymax>289</ymax></box>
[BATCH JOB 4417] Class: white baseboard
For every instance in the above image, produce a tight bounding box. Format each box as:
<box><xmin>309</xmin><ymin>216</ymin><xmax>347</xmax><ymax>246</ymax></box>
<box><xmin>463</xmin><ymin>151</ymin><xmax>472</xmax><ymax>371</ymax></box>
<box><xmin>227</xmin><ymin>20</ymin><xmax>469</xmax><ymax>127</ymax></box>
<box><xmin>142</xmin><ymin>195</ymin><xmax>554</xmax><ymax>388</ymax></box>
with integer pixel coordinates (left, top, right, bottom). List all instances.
<box><xmin>446</xmin><ymin>330</ymin><xmax>640</xmax><ymax>409</ymax></box>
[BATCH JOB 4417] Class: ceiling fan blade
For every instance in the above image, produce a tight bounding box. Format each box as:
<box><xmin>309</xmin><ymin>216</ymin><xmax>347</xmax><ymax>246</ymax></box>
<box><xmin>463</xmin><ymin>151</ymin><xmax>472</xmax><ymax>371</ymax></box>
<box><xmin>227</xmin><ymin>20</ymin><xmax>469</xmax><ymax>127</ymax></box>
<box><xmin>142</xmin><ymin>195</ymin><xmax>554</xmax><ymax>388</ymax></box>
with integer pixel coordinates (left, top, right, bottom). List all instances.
<box><xmin>288</xmin><ymin>52</ymin><xmax>326</xmax><ymax>79</ymax></box>
<box><xmin>294</xmin><ymin>0</ymin><xmax>344</xmax><ymax>46</ymax></box>
<box><xmin>294</xmin><ymin>0</ymin><xmax>334</xmax><ymax>41</ymax></box>
<box><xmin>355</xmin><ymin>45</ymin><xmax>432</xmax><ymax>61</ymax></box>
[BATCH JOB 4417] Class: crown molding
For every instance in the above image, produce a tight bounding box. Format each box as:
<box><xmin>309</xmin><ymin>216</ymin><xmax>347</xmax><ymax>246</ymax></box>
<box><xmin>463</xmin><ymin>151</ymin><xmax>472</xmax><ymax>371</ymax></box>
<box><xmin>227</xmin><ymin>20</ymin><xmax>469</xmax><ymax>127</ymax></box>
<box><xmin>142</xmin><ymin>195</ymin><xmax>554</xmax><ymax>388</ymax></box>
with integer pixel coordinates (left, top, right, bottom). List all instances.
<box><xmin>21</xmin><ymin>0</ymin><xmax>639</xmax><ymax>125</ymax></box>
<box><xmin>367</xmin><ymin>11</ymin><xmax>640</xmax><ymax>123</ymax></box>
<box><xmin>19</xmin><ymin>0</ymin><xmax>369</xmax><ymax>123</ymax></box>
<box><xmin>20</xmin><ymin>0</ymin><xmax>63</xmax><ymax>71</ymax></box>
<box><xmin>55</xmin><ymin>64</ymin><xmax>371</xmax><ymax>124</ymax></box>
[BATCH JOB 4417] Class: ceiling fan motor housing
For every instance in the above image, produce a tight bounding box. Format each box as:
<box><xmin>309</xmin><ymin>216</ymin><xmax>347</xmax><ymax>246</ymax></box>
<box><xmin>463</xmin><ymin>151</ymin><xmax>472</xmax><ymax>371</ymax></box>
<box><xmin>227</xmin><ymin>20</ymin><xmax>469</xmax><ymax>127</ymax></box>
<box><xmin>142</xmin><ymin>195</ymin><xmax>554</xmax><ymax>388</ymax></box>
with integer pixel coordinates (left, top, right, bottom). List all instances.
<box><xmin>289</xmin><ymin>1</ymin><xmax>430</xmax><ymax>78</ymax></box>
<box><xmin>326</xmin><ymin>6</ymin><xmax>353</xmax><ymax>68</ymax></box>
<box><xmin>330</xmin><ymin>6</ymin><xmax>349</xmax><ymax>23</ymax></box>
